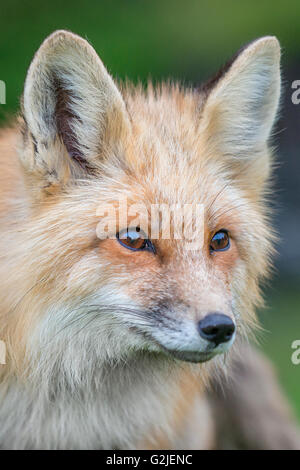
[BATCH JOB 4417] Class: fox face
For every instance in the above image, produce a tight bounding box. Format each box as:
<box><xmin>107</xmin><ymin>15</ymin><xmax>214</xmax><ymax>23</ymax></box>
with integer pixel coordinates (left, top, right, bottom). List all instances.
<box><xmin>1</xmin><ymin>31</ymin><xmax>280</xmax><ymax>381</ymax></box>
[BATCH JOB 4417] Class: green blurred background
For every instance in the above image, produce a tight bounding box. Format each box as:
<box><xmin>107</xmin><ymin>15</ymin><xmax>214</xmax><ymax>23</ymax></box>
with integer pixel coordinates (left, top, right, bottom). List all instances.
<box><xmin>0</xmin><ymin>0</ymin><xmax>299</xmax><ymax>419</ymax></box>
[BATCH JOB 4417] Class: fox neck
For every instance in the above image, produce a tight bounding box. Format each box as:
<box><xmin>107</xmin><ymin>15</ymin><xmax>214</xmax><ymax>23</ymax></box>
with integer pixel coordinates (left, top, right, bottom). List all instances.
<box><xmin>0</xmin><ymin>352</ymin><xmax>186</xmax><ymax>449</ymax></box>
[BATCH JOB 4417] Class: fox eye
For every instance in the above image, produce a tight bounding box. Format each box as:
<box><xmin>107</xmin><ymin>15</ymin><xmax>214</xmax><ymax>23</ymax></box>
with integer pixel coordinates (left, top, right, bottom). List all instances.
<box><xmin>117</xmin><ymin>227</ymin><xmax>155</xmax><ymax>253</ymax></box>
<box><xmin>210</xmin><ymin>230</ymin><xmax>230</xmax><ymax>252</ymax></box>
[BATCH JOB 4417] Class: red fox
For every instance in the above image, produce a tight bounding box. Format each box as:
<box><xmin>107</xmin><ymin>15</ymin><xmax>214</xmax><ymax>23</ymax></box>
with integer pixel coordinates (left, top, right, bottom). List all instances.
<box><xmin>0</xmin><ymin>30</ymin><xmax>299</xmax><ymax>449</ymax></box>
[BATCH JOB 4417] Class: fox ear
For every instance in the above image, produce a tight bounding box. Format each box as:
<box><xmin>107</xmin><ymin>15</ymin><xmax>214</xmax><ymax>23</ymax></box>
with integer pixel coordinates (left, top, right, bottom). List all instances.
<box><xmin>21</xmin><ymin>30</ymin><xmax>130</xmax><ymax>188</ymax></box>
<box><xmin>200</xmin><ymin>37</ymin><xmax>281</xmax><ymax>191</ymax></box>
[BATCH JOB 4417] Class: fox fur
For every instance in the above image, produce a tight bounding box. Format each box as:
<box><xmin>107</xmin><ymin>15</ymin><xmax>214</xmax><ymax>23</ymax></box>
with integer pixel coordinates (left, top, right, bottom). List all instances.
<box><xmin>0</xmin><ymin>30</ymin><xmax>299</xmax><ymax>449</ymax></box>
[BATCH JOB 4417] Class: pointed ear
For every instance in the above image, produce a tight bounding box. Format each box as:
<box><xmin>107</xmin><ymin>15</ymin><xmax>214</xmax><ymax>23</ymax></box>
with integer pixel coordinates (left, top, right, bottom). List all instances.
<box><xmin>21</xmin><ymin>30</ymin><xmax>130</xmax><ymax>189</ymax></box>
<box><xmin>199</xmin><ymin>37</ymin><xmax>281</xmax><ymax>191</ymax></box>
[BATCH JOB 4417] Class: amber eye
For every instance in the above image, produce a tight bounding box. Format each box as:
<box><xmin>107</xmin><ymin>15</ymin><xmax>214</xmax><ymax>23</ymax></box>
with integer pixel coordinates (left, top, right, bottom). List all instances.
<box><xmin>210</xmin><ymin>230</ymin><xmax>230</xmax><ymax>252</ymax></box>
<box><xmin>117</xmin><ymin>227</ymin><xmax>155</xmax><ymax>253</ymax></box>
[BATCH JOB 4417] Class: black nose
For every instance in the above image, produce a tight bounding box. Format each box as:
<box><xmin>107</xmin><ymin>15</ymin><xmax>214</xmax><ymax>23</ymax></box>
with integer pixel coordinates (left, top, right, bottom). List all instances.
<box><xmin>198</xmin><ymin>313</ymin><xmax>235</xmax><ymax>346</ymax></box>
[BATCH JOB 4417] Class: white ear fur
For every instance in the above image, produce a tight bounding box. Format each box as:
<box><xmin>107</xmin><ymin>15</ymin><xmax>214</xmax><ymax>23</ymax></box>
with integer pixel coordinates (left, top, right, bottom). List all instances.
<box><xmin>200</xmin><ymin>37</ymin><xmax>281</xmax><ymax>161</ymax></box>
<box><xmin>23</xmin><ymin>30</ymin><xmax>129</xmax><ymax>174</ymax></box>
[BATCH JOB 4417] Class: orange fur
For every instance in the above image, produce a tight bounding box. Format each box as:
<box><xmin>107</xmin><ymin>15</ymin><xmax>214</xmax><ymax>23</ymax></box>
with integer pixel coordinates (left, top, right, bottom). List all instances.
<box><xmin>0</xmin><ymin>31</ymin><xmax>291</xmax><ymax>450</ymax></box>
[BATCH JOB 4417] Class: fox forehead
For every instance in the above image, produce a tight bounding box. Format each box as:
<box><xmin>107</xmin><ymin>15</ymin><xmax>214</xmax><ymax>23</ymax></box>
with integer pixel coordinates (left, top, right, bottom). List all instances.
<box><xmin>120</xmin><ymin>84</ymin><xmax>208</xmax><ymax>179</ymax></box>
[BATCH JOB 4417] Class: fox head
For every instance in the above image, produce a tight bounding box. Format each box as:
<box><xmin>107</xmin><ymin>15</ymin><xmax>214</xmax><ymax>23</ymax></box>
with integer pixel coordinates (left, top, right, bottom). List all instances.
<box><xmin>3</xmin><ymin>31</ymin><xmax>281</xmax><ymax>381</ymax></box>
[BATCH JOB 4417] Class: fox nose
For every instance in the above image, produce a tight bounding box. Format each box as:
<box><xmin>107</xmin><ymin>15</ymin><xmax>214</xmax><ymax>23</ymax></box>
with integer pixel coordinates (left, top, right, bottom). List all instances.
<box><xmin>198</xmin><ymin>313</ymin><xmax>235</xmax><ymax>346</ymax></box>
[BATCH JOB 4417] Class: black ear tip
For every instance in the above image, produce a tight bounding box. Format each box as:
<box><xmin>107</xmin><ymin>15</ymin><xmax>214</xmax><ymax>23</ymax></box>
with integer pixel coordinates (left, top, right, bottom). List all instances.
<box><xmin>198</xmin><ymin>36</ymin><xmax>280</xmax><ymax>98</ymax></box>
<box><xmin>199</xmin><ymin>54</ymin><xmax>236</xmax><ymax>97</ymax></box>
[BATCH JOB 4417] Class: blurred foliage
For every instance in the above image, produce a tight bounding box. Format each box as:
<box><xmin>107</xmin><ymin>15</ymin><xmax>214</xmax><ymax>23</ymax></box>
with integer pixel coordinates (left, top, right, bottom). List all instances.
<box><xmin>0</xmin><ymin>0</ymin><xmax>299</xmax><ymax>422</ymax></box>
<box><xmin>1</xmin><ymin>0</ymin><xmax>300</xmax><ymax>117</ymax></box>
<box><xmin>258</xmin><ymin>278</ymin><xmax>300</xmax><ymax>421</ymax></box>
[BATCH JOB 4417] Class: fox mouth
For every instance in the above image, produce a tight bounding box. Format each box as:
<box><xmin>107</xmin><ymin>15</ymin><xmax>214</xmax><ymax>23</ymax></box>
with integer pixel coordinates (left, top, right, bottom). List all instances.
<box><xmin>152</xmin><ymin>338</ymin><xmax>220</xmax><ymax>363</ymax></box>
<box><xmin>151</xmin><ymin>336</ymin><xmax>233</xmax><ymax>364</ymax></box>
<box><xmin>130</xmin><ymin>326</ymin><xmax>233</xmax><ymax>364</ymax></box>
<box><xmin>162</xmin><ymin>348</ymin><xmax>217</xmax><ymax>364</ymax></box>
